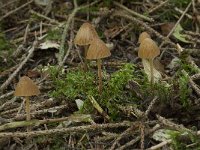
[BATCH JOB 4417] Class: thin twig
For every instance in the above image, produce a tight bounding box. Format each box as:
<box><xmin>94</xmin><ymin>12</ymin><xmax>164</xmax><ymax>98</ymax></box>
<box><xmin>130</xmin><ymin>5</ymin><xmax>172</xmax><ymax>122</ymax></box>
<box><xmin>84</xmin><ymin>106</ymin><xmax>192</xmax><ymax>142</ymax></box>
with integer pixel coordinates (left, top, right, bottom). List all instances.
<box><xmin>0</xmin><ymin>91</ymin><xmax>14</xmax><ymax>100</ymax></box>
<box><xmin>175</xmin><ymin>7</ymin><xmax>193</xmax><ymax>19</ymax></box>
<box><xmin>148</xmin><ymin>0</ymin><xmax>169</xmax><ymax>14</ymax></box>
<box><xmin>0</xmin><ymin>0</ymin><xmax>33</xmax><ymax>21</ymax></box>
<box><xmin>145</xmin><ymin>96</ymin><xmax>158</xmax><ymax>116</ymax></box>
<box><xmin>0</xmin><ymin>41</ymin><xmax>38</xmax><ymax>91</ymax></box>
<box><xmin>30</xmin><ymin>10</ymin><xmax>59</xmax><ymax>25</ymax></box>
<box><xmin>59</xmin><ymin>19</ymin><xmax>74</xmax><ymax>67</ymax></box>
<box><xmin>0</xmin><ymin>122</ymin><xmax>131</xmax><ymax>138</ymax></box>
<box><xmin>156</xmin><ymin>114</ymin><xmax>195</xmax><ymax>134</ymax></box>
<box><xmin>0</xmin><ymin>115</ymin><xmax>93</xmax><ymax>131</ymax></box>
<box><xmin>182</xmin><ymin>70</ymin><xmax>200</xmax><ymax>97</ymax></box>
<box><xmin>159</xmin><ymin>2</ymin><xmax>192</xmax><ymax>59</ymax></box>
<box><xmin>113</xmin><ymin>12</ymin><xmax>176</xmax><ymax>48</ymax></box>
<box><xmin>147</xmin><ymin>139</ymin><xmax>172</xmax><ymax>150</ymax></box>
<box><xmin>110</xmin><ymin>125</ymin><xmax>138</xmax><ymax>150</ymax></box>
<box><xmin>113</xmin><ymin>1</ymin><xmax>154</xmax><ymax>22</ymax></box>
<box><xmin>0</xmin><ymin>0</ymin><xmax>19</xmax><ymax>9</ymax></box>
<box><xmin>117</xmin><ymin>124</ymin><xmax>160</xmax><ymax>150</ymax></box>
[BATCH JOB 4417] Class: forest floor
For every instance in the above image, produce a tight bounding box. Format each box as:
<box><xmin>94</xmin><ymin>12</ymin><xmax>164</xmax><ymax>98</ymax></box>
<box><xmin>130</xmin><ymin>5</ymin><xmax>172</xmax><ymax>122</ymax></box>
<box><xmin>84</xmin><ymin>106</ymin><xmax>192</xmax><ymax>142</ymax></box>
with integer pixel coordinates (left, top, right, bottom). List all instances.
<box><xmin>0</xmin><ymin>0</ymin><xmax>200</xmax><ymax>149</ymax></box>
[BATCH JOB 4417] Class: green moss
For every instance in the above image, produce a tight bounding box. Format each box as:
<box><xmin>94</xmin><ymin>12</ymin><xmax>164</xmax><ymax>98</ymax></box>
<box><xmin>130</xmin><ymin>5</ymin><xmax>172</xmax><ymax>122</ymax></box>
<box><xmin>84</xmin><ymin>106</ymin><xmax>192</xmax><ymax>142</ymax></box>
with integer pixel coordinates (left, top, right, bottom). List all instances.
<box><xmin>46</xmin><ymin>27</ymin><xmax>63</xmax><ymax>41</ymax></box>
<box><xmin>169</xmin><ymin>130</ymin><xmax>200</xmax><ymax>150</ymax></box>
<box><xmin>178</xmin><ymin>73</ymin><xmax>192</xmax><ymax>107</ymax></box>
<box><xmin>49</xmin><ymin>64</ymin><xmax>136</xmax><ymax>119</ymax></box>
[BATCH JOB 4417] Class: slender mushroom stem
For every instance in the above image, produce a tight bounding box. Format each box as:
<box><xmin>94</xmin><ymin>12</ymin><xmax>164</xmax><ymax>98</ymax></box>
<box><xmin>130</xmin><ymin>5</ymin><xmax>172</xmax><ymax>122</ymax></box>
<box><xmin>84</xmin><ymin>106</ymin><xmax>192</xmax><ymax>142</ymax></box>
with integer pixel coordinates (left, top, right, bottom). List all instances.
<box><xmin>25</xmin><ymin>96</ymin><xmax>31</xmax><ymax>121</ymax></box>
<box><xmin>149</xmin><ymin>59</ymin><xmax>154</xmax><ymax>84</ymax></box>
<box><xmin>83</xmin><ymin>45</ymin><xmax>89</xmax><ymax>71</ymax></box>
<box><xmin>97</xmin><ymin>59</ymin><xmax>102</xmax><ymax>94</ymax></box>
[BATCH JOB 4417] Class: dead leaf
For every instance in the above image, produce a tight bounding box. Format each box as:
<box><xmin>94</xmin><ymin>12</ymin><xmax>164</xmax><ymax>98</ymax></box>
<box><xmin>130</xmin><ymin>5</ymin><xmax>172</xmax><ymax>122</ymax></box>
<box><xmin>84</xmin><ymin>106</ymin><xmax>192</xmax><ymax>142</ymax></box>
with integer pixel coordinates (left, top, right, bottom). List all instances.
<box><xmin>39</xmin><ymin>40</ymin><xmax>60</xmax><ymax>50</ymax></box>
<box><xmin>173</xmin><ymin>24</ymin><xmax>191</xmax><ymax>43</ymax></box>
<box><xmin>161</xmin><ymin>22</ymin><xmax>175</xmax><ymax>36</ymax></box>
<box><xmin>142</xmin><ymin>59</ymin><xmax>162</xmax><ymax>83</ymax></box>
<box><xmin>27</xmin><ymin>70</ymin><xmax>41</xmax><ymax>78</ymax></box>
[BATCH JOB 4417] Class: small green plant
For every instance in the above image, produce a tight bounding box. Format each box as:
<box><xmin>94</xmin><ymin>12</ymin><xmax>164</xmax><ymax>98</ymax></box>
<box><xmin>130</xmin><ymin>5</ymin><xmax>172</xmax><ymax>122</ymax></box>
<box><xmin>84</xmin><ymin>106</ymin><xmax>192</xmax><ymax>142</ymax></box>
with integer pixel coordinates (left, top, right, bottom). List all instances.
<box><xmin>178</xmin><ymin>73</ymin><xmax>192</xmax><ymax>107</ymax></box>
<box><xmin>169</xmin><ymin>130</ymin><xmax>200</xmax><ymax>150</ymax></box>
<box><xmin>50</xmin><ymin>63</ymin><xmax>136</xmax><ymax>119</ymax></box>
<box><xmin>50</xmin><ymin>68</ymin><xmax>97</xmax><ymax>99</ymax></box>
<box><xmin>179</xmin><ymin>60</ymin><xmax>199</xmax><ymax>75</ymax></box>
<box><xmin>46</xmin><ymin>27</ymin><xmax>63</xmax><ymax>41</ymax></box>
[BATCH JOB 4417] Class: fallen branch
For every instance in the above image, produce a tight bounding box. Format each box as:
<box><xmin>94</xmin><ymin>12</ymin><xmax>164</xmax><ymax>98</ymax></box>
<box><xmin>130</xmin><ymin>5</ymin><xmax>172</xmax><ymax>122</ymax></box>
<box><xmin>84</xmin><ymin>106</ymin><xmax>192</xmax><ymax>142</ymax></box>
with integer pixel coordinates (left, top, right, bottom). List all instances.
<box><xmin>0</xmin><ymin>114</ymin><xmax>93</xmax><ymax>131</ymax></box>
<box><xmin>156</xmin><ymin>114</ymin><xmax>195</xmax><ymax>134</ymax></box>
<box><xmin>113</xmin><ymin>1</ymin><xmax>154</xmax><ymax>22</ymax></box>
<box><xmin>0</xmin><ymin>122</ymin><xmax>131</xmax><ymax>138</ymax></box>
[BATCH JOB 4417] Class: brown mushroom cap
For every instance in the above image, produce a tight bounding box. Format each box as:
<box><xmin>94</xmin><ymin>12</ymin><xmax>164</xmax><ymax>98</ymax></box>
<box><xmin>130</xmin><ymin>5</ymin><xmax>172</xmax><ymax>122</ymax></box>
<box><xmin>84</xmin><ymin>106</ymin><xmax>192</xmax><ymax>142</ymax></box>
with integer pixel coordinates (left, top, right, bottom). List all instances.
<box><xmin>86</xmin><ymin>38</ymin><xmax>111</xmax><ymax>60</ymax></box>
<box><xmin>138</xmin><ymin>32</ymin><xmax>151</xmax><ymax>44</ymax></box>
<box><xmin>14</xmin><ymin>76</ymin><xmax>40</xmax><ymax>97</ymax></box>
<box><xmin>138</xmin><ymin>38</ymin><xmax>160</xmax><ymax>59</ymax></box>
<box><xmin>74</xmin><ymin>22</ymin><xmax>98</xmax><ymax>46</ymax></box>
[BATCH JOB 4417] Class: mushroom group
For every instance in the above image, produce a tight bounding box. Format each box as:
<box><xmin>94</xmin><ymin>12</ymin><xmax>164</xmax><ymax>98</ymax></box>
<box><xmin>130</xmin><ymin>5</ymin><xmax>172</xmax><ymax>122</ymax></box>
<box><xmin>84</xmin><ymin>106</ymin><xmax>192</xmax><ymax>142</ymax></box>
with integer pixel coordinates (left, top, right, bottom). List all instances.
<box><xmin>74</xmin><ymin>22</ymin><xmax>111</xmax><ymax>94</ymax></box>
<box><xmin>74</xmin><ymin>22</ymin><xmax>99</xmax><ymax>71</ymax></box>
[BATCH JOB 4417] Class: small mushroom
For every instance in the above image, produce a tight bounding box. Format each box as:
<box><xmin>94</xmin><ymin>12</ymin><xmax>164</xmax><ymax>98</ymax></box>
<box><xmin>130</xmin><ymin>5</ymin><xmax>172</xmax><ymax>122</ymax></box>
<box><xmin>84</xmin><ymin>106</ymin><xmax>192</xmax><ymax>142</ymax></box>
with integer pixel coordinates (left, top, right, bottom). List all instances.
<box><xmin>74</xmin><ymin>22</ymin><xmax>98</xmax><ymax>71</ymax></box>
<box><xmin>138</xmin><ymin>32</ymin><xmax>151</xmax><ymax>44</ymax></box>
<box><xmin>14</xmin><ymin>76</ymin><xmax>40</xmax><ymax>121</ymax></box>
<box><xmin>138</xmin><ymin>38</ymin><xmax>160</xmax><ymax>84</ymax></box>
<box><xmin>86</xmin><ymin>38</ymin><xmax>111</xmax><ymax>93</ymax></box>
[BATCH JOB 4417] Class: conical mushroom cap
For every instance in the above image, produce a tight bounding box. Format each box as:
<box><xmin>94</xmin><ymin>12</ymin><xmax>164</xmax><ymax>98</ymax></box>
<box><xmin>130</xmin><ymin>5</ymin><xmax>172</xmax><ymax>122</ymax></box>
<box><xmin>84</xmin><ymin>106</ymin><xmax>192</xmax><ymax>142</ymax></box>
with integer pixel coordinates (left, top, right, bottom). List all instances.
<box><xmin>14</xmin><ymin>76</ymin><xmax>40</xmax><ymax>96</ymax></box>
<box><xmin>86</xmin><ymin>38</ymin><xmax>111</xmax><ymax>60</ymax></box>
<box><xmin>138</xmin><ymin>38</ymin><xmax>160</xmax><ymax>59</ymax></box>
<box><xmin>138</xmin><ymin>32</ymin><xmax>151</xmax><ymax>44</ymax></box>
<box><xmin>74</xmin><ymin>22</ymin><xmax>98</xmax><ymax>46</ymax></box>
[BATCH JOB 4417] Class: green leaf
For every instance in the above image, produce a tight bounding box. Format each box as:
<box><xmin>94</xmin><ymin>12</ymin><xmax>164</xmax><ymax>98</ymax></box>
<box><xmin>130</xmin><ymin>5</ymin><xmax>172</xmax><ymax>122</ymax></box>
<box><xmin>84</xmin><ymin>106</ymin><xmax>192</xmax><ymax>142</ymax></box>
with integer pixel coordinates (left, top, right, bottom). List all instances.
<box><xmin>173</xmin><ymin>24</ymin><xmax>191</xmax><ymax>43</ymax></box>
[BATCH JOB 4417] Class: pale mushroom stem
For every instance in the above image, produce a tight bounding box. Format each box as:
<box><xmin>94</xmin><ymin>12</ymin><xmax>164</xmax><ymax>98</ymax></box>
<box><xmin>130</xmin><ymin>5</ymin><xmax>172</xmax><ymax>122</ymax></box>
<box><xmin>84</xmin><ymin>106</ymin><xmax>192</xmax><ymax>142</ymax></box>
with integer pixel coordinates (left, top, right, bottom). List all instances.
<box><xmin>97</xmin><ymin>59</ymin><xmax>102</xmax><ymax>94</ymax></box>
<box><xmin>83</xmin><ymin>45</ymin><xmax>89</xmax><ymax>71</ymax></box>
<box><xmin>25</xmin><ymin>96</ymin><xmax>31</xmax><ymax>121</ymax></box>
<box><xmin>149</xmin><ymin>59</ymin><xmax>154</xmax><ymax>84</ymax></box>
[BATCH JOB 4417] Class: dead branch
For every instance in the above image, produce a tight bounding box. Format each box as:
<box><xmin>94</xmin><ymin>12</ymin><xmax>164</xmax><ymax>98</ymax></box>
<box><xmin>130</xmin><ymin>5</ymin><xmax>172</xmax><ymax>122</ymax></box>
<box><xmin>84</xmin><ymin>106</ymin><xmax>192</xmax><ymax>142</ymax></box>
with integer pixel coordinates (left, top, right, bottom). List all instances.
<box><xmin>0</xmin><ymin>122</ymin><xmax>131</xmax><ymax>138</ymax></box>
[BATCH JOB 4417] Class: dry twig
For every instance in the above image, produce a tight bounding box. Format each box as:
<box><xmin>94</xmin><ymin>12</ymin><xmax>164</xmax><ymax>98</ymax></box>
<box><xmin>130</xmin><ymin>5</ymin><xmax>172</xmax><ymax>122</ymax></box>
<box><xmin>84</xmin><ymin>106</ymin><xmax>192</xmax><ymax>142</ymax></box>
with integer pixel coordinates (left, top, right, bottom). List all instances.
<box><xmin>0</xmin><ymin>122</ymin><xmax>131</xmax><ymax>138</ymax></box>
<box><xmin>159</xmin><ymin>2</ymin><xmax>192</xmax><ymax>59</ymax></box>
<box><xmin>0</xmin><ymin>41</ymin><xmax>38</xmax><ymax>91</ymax></box>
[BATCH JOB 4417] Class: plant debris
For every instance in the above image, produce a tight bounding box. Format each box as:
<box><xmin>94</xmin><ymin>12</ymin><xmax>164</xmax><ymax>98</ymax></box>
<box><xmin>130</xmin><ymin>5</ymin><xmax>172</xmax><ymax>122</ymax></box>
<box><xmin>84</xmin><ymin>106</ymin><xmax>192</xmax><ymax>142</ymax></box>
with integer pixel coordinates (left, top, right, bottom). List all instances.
<box><xmin>0</xmin><ymin>0</ymin><xmax>200</xmax><ymax>149</ymax></box>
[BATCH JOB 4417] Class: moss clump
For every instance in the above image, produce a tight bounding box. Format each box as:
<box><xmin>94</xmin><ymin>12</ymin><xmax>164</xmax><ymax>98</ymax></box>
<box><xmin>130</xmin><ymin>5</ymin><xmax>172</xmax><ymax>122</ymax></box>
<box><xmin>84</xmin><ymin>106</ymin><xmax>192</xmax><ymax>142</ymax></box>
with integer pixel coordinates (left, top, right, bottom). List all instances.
<box><xmin>50</xmin><ymin>64</ymin><xmax>136</xmax><ymax>119</ymax></box>
<box><xmin>169</xmin><ymin>130</ymin><xmax>200</xmax><ymax>150</ymax></box>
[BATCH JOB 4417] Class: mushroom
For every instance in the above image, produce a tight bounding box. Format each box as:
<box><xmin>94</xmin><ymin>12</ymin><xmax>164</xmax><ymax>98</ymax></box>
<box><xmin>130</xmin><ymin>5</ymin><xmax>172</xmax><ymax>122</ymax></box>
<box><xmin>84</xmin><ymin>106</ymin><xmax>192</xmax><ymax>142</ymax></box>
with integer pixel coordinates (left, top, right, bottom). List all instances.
<box><xmin>86</xmin><ymin>38</ymin><xmax>111</xmax><ymax>93</ymax></box>
<box><xmin>138</xmin><ymin>38</ymin><xmax>160</xmax><ymax>84</ymax></box>
<box><xmin>138</xmin><ymin>32</ymin><xmax>151</xmax><ymax>44</ymax></box>
<box><xmin>74</xmin><ymin>22</ymin><xmax>98</xmax><ymax>71</ymax></box>
<box><xmin>14</xmin><ymin>76</ymin><xmax>40</xmax><ymax>121</ymax></box>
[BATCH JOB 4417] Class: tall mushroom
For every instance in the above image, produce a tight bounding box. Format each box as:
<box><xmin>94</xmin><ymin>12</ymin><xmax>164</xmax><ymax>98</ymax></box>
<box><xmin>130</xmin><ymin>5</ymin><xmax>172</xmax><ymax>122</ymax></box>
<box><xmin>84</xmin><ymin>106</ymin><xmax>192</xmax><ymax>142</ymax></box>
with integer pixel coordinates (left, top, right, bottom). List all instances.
<box><xmin>14</xmin><ymin>76</ymin><xmax>40</xmax><ymax>121</ymax></box>
<box><xmin>138</xmin><ymin>38</ymin><xmax>160</xmax><ymax>84</ymax></box>
<box><xmin>86</xmin><ymin>38</ymin><xmax>111</xmax><ymax>93</ymax></box>
<box><xmin>74</xmin><ymin>22</ymin><xmax>98</xmax><ymax>71</ymax></box>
